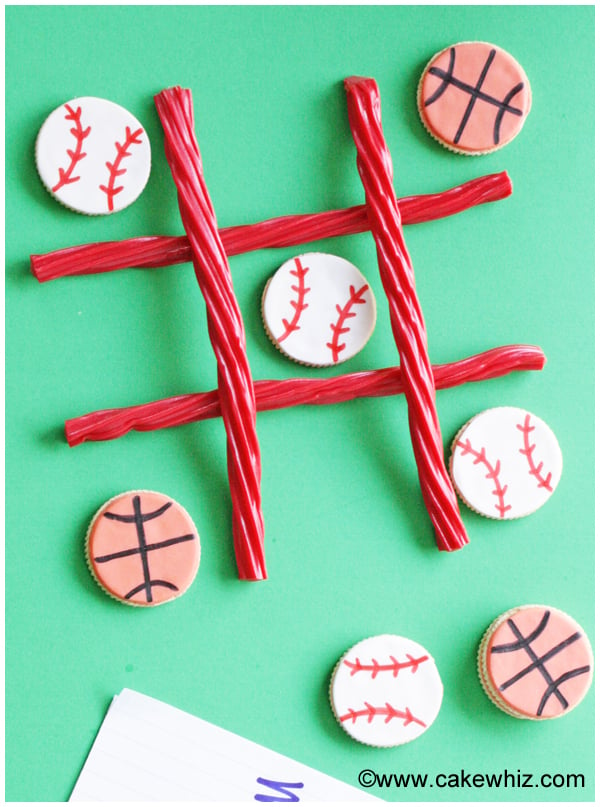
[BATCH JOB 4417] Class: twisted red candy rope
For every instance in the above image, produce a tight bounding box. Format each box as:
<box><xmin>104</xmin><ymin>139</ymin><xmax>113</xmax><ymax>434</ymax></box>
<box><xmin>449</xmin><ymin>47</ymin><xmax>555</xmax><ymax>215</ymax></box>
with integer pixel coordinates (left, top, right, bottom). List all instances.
<box><xmin>345</xmin><ymin>76</ymin><xmax>468</xmax><ymax>552</ymax></box>
<box><xmin>65</xmin><ymin>345</ymin><xmax>545</xmax><ymax>446</ymax></box>
<box><xmin>30</xmin><ymin>172</ymin><xmax>512</xmax><ymax>282</ymax></box>
<box><xmin>154</xmin><ymin>86</ymin><xmax>265</xmax><ymax>581</ymax></box>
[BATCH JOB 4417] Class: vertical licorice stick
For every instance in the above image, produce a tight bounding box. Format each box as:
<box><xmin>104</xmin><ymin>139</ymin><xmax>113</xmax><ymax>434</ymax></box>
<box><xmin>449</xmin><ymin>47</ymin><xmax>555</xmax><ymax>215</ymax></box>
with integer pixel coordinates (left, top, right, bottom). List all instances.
<box><xmin>344</xmin><ymin>76</ymin><xmax>468</xmax><ymax>551</ymax></box>
<box><xmin>154</xmin><ymin>86</ymin><xmax>266</xmax><ymax>580</ymax></box>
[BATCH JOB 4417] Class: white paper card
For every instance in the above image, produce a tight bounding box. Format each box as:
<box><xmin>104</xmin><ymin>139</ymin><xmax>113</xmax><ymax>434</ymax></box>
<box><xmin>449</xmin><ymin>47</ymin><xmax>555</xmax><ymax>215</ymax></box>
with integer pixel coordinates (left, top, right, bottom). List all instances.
<box><xmin>70</xmin><ymin>688</ymin><xmax>379</xmax><ymax>802</ymax></box>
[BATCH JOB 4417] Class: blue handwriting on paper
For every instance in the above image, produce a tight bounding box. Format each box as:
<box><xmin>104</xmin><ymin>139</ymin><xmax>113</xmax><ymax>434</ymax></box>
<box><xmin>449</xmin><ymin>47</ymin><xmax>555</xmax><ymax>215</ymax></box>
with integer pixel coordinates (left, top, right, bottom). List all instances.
<box><xmin>254</xmin><ymin>777</ymin><xmax>305</xmax><ymax>802</ymax></box>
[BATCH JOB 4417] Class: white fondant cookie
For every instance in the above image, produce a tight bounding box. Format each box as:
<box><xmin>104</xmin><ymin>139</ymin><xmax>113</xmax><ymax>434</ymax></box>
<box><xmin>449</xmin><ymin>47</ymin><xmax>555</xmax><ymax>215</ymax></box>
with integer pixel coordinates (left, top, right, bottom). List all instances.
<box><xmin>449</xmin><ymin>407</ymin><xmax>562</xmax><ymax>520</ymax></box>
<box><xmin>36</xmin><ymin>97</ymin><xmax>151</xmax><ymax>215</ymax></box>
<box><xmin>329</xmin><ymin>634</ymin><xmax>443</xmax><ymax>747</ymax></box>
<box><xmin>262</xmin><ymin>252</ymin><xmax>376</xmax><ymax>366</ymax></box>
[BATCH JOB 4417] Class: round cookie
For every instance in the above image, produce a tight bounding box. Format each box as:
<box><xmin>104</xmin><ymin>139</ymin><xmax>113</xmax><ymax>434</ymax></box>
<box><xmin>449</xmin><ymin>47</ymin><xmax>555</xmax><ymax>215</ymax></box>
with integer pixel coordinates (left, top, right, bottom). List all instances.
<box><xmin>86</xmin><ymin>490</ymin><xmax>200</xmax><ymax>606</ymax></box>
<box><xmin>329</xmin><ymin>634</ymin><xmax>443</xmax><ymax>747</ymax></box>
<box><xmin>262</xmin><ymin>252</ymin><xmax>376</xmax><ymax>367</ymax></box>
<box><xmin>449</xmin><ymin>406</ymin><xmax>562</xmax><ymax>519</ymax></box>
<box><xmin>478</xmin><ymin>605</ymin><xmax>593</xmax><ymax>720</ymax></box>
<box><xmin>36</xmin><ymin>96</ymin><xmax>151</xmax><ymax>214</ymax></box>
<box><xmin>418</xmin><ymin>42</ymin><xmax>532</xmax><ymax>155</ymax></box>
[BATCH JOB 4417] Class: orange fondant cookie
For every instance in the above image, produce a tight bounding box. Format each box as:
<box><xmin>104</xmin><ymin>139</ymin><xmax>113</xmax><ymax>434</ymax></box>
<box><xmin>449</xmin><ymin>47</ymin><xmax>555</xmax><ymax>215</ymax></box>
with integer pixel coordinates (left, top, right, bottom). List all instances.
<box><xmin>86</xmin><ymin>490</ymin><xmax>200</xmax><ymax>606</ymax></box>
<box><xmin>478</xmin><ymin>605</ymin><xmax>593</xmax><ymax>720</ymax></box>
<box><xmin>418</xmin><ymin>42</ymin><xmax>532</xmax><ymax>155</ymax></box>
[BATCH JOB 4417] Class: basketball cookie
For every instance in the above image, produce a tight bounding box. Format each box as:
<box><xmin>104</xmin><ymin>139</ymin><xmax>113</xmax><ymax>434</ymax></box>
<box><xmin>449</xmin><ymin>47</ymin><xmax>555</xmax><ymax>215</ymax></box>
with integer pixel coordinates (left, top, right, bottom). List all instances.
<box><xmin>36</xmin><ymin>97</ymin><xmax>151</xmax><ymax>214</ymax></box>
<box><xmin>417</xmin><ymin>42</ymin><xmax>532</xmax><ymax>155</ymax></box>
<box><xmin>449</xmin><ymin>406</ymin><xmax>562</xmax><ymax>519</ymax></box>
<box><xmin>478</xmin><ymin>605</ymin><xmax>593</xmax><ymax>720</ymax></box>
<box><xmin>86</xmin><ymin>490</ymin><xmax>200</xmax><ymax>607</ymax></box>
<box><xmin>262</xmin><ymin>252</ymin><xmax>376</xmax><ymax>367</ymax></box>
<box><xmin>329</xmin><ymin>634</ymin><xmax>443</xmax><ymax>747</ymax></box>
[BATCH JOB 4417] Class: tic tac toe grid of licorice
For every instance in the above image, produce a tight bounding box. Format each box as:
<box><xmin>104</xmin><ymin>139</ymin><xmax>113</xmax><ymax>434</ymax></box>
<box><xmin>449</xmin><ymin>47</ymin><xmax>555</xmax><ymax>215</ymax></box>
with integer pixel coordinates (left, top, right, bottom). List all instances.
<box><xmin>5</xmin><ymin>5</ymin><xmax>594</xmax><ymax>803</ymax></box>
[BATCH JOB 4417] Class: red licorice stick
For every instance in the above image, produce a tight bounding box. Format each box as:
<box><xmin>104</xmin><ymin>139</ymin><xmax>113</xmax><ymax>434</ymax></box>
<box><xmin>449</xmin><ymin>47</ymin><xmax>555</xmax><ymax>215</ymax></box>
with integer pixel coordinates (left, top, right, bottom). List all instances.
<box><xmin>65</xmin><ymin>345</ymin><xmax>546</xmax><ymax>446</ymax></box>
<box><xmin>345</xmin><ymin>76</ymin><xmax>468</xmax><ymax>552</ymax></box>
<box><xmin>154</xmin><ymin>86</ymin><xmax>265</xmax><ymax>581</ymax></box>
<box><xmin>30</xmin><ymin>172</ymin><xmax>512</xmax><ymax>282</ymax></box>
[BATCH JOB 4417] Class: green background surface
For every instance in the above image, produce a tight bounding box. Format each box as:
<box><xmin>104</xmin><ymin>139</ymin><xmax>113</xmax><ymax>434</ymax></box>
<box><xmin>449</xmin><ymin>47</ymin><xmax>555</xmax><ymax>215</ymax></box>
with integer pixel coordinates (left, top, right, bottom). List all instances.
<box><xmin>5</xmin><ymin>5</ymin><xmax>595</xmax><ymax>802</ymax></box>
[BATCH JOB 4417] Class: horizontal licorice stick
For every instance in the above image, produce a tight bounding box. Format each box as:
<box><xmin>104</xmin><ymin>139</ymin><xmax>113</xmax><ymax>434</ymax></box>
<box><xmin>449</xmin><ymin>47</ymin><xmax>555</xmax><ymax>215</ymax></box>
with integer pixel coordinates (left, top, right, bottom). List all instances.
<box><xmin>66</xmin><ymin>345</ymin><xmax>545</xmax><ymax>447</ymax></box>
<box><xmin>31</xmin><ymin>171</ymin><xmax>512</xmax><ymax>282</ymax></box>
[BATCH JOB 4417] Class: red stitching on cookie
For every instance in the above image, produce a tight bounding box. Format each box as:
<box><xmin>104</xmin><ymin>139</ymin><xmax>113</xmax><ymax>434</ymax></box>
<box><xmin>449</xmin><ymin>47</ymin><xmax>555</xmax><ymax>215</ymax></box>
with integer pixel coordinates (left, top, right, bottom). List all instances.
<box><xmin>326</xmin><ymin>283</ymin><xmax>369</xmax><ymax>363</ymax></box>
<box><xmin>99</xmin><ymin>126</ymin><xmax>144</xmax><ymax>212</ymax></box>
<box><xmin>343</xmin><ymin>654</ymin><xmax>429</xmax><ymax>677</ymax></box>
<box><xmin>517</xmin><ymin>414</ymin><xmax>553</xmax><ymax>491</ymax></box>
<box><xmin>277</xmin><ymin>257</ymin><xmax>310</xmax><ymax>342</ymax></box>
<box><xmin>51</xmin><ymin>104</ymin><xmax>91</xmax><ymax>193</ymax></box>
<box><xmin>456</xmin><ymin>438</ymin><xmax>511</xmax><ymax>517</ymax></box>
<box><xmin>339</xmin><ymin>702</ymin><xmax>426</xmax><ymax>727</ymax></box>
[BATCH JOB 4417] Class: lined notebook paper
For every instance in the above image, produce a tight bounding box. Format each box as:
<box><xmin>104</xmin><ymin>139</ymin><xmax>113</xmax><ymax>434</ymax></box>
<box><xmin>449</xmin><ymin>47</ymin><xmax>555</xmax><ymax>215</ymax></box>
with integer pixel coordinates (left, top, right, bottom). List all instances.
<box><xmin>70</xmin><ymin>688</ymin><xmax>379</xmax><ymax>801</ymax></box>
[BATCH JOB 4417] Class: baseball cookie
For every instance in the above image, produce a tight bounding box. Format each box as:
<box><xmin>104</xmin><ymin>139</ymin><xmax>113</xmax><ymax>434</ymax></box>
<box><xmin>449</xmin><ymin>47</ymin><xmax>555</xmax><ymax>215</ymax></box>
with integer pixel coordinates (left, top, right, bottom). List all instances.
<box><xmin>449</xmin><ymin>406</ymin><xmax>562</xmax><ymax>519</ymax></box>
<box><xmin>478</xmin><ymin>605</ymin><xmax>594</xmax><ymax>720</ymax></box>
<box><xmin>86</xmin><ymin>490</ymin><xmax>200</xmax><ymax>607</ymax></box>
<box><xmin>329</xmin><ymin>634</ymin><xmax>443</xmax><ymax>747</ymax></box>
<box><xmin>36</xmin><ymin>97</ymin><xmax>151</xmax><ymax>214</ymax></box>
<box><xmin>262</xmin><ymin>252</ymin><xmax>376</xmax><ymax>366</ymax></box>
<box><xmin>417</xmin><ymin>42</ymin><xmax>532</xmax><ymax>155</ymax></box>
